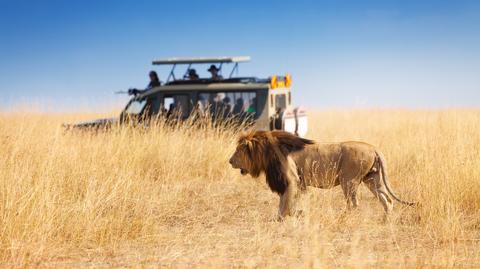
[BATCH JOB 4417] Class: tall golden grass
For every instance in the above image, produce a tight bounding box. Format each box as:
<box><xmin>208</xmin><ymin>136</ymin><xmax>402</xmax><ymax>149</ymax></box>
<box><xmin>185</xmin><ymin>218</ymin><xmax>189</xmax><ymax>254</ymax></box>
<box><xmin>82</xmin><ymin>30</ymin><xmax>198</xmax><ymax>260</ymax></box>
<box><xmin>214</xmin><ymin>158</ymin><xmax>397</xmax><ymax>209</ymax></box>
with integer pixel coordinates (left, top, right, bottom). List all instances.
<box><xmin>1</xmin><ymin>110</ymin><xmax>479</xmax><ymax>268</ymax></box>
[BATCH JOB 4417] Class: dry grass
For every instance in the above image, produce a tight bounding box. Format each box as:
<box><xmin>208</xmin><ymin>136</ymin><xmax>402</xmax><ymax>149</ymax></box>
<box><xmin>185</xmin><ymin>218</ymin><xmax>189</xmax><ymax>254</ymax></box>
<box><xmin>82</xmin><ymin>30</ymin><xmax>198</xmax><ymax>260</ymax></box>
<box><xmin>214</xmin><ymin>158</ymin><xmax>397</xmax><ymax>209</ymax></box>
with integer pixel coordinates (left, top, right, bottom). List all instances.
<box><xmin>1</xmin><ymin>109</ymin><xmax>480</xmax><ymax>268</ymax></box>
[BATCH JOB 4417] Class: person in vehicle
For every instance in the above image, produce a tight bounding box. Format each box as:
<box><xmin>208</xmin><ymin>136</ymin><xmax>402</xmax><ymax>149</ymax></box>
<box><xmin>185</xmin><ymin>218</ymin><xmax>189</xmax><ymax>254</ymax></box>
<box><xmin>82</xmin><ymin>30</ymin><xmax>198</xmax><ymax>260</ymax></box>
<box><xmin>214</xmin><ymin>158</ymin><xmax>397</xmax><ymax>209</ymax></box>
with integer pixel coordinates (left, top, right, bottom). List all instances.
<box><xmin>222</xmin><ymin>96</ymin><xmax>232</xmax><ymax>118</ymax></box>
<box><xmin>166</xmin><ymin>103</ymin><xmax>176</xmax><ymax>118</ymax></box>
<box><xmin>211</xmin><ymin>93</ymin><xmax>225</xmax><ymax>116</ymax></box>
<box><xmin>128</xmin><ymin>70</ymin><xmax>161</xmax><ymax>95</ymax></box>
<box><xmin>246</xmin><ymin>97</ymin><xmax>256</xmax><ymax>114</ymax></box>
<box><xmin>195</xmin><ymin>96</ymin><xmax>206</xmax><ymax>116</ymax></box>
<box><xmin>233</xmin><ymin>98</ymin><xmax>244</xmax><ymax>114</ymax></box>
<box><xmin>272</xmin><ymin>107</ymin><xmax>284</xmax><ymax>130</ymax></box>
<box><xmin>207</xmin><ymin>65</ymin><xmax>223</xmax><ymax>80</ymax></box>
<box><xmin>147</xmin><ymin>71</ymin><xmax>161</xmax><ymax>89</ymax></box>
<box><xmin>187</xmin><ymin>69</ymin><xmax>199</xmax><ymax>80</ymax></box>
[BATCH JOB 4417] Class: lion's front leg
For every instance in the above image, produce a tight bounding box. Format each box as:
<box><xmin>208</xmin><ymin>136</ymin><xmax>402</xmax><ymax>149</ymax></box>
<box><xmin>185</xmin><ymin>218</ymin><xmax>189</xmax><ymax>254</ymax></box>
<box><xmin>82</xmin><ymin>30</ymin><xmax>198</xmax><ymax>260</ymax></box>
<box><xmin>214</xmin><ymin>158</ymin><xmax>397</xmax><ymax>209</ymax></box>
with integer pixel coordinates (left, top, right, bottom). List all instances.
<box><xmin>278</xmin><ymin>186</ymin><xmax>296</xmax><ymax>220</ymax></box>
<box><xmin>277</xmin><ymin>157</ymin><xmax>301</xmax><ymax>220</ymax></box>
<box><xmin>278</xmin><ymin>192</ymin><xmax>287</xmax><ymax>220</ymax></box>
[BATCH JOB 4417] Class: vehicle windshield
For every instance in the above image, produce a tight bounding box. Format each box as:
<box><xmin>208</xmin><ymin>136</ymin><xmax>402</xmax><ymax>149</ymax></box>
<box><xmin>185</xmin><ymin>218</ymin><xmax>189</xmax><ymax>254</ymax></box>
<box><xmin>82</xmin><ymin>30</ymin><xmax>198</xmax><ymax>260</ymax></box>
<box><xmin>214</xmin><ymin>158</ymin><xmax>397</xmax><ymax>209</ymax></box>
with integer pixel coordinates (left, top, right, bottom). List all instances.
<box><xmin>125</xmin><ymin>99</ymin><xmax>147</xmax><ymax>115</ymax></box>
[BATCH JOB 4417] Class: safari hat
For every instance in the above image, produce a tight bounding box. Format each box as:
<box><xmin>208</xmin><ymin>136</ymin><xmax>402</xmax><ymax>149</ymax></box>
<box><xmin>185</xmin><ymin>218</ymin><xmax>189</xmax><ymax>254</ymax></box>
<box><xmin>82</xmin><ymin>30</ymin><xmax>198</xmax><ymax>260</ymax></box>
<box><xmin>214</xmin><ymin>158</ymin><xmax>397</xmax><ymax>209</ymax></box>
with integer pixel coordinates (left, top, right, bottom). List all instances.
<box><xmin>207</xmin><ymin>65</ymin><xmax>220</xmax><ymax>72</ymax></box>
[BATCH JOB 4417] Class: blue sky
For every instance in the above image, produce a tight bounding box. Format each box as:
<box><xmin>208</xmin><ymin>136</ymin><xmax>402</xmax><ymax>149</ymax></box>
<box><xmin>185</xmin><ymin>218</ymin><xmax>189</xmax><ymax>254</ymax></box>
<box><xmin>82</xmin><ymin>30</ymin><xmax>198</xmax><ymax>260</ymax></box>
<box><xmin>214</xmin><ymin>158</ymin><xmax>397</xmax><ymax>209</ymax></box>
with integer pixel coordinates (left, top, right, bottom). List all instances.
<box><xmin>0</xmin><ymin>0</ymin><xmax>479</xmax><ymax>111</ymax></box>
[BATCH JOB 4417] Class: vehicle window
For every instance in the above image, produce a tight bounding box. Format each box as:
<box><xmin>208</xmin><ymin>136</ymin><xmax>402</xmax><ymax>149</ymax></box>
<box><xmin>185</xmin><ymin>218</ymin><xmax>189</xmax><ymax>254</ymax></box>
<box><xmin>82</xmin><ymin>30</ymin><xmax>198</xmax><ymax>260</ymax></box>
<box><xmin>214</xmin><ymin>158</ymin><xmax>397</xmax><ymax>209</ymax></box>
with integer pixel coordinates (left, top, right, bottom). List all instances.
<box><xmin>198</xmin><ymin>91</ymin><xmax>257</xmax><ymax>118</ymax></box>
<box><xmin>125</xmin><ymin>99</ymin><xmax>147</xmax><ymax>115</ymax></box>
<box><xmin>275</xmin><ymin>94</ymin><xmax>287</xmax><ymax>111</ymax></box>
<box><xmin>163</xmin><ymin>95</ymin><xmax>190</xmax><ymax>118</ymax></box>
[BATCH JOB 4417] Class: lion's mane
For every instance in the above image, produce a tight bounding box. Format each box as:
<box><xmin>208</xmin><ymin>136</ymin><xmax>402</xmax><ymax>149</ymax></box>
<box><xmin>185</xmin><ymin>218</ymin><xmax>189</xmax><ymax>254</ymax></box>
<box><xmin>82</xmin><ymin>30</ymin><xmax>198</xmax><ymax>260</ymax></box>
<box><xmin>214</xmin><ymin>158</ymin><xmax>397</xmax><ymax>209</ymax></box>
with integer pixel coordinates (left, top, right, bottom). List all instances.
<box><xmin>237</xmin><ymin>131</ymin><xmax>314</xmax><ymax>194</ymax></box>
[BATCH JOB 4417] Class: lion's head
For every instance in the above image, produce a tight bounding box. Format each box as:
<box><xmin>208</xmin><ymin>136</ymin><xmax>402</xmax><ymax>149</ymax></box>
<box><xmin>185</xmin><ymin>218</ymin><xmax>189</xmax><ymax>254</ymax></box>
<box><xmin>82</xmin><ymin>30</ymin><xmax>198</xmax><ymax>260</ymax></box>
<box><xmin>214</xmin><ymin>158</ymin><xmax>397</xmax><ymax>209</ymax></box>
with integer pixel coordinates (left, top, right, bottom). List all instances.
<box><xmin>229</xmin><ymin>131</ymin><xmax>263</xmax><ymax>177</ymax></box>
<box><xmin>229</xmin><ymin>130</ymin><xmax>314</xmax><ymax>194</ymax></box>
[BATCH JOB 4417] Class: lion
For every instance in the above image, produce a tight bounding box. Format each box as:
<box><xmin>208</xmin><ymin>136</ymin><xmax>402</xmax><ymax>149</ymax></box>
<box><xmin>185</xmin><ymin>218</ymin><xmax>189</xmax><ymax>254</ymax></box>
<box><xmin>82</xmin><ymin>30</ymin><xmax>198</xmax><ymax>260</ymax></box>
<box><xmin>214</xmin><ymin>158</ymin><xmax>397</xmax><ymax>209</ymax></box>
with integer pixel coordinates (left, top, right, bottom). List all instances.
<box><xmin>229</xmin><ymin>130</ymin><xmax>416</xmax><ymax>219</ymax></box>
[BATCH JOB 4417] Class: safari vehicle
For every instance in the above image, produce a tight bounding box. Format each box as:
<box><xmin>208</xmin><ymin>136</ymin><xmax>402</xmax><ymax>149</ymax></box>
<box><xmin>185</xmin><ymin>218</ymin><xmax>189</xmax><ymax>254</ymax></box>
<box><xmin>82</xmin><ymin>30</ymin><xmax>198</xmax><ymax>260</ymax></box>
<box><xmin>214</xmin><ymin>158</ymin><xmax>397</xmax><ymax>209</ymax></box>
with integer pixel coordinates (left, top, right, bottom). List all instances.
<box><xmin>68</xmin><ymin>56</ymin><xmax>308</xmax><ymax>137</ymax></box>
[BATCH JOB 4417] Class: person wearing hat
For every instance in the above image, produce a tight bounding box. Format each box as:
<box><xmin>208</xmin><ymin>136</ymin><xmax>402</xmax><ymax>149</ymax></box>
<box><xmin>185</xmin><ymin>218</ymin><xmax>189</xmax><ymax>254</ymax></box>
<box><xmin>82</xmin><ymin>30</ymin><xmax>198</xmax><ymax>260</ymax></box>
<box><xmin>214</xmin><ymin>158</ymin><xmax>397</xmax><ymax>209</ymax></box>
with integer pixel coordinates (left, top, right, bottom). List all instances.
<box><xmin>187</xmin><ymin>68</ymin><xmax>200</xmax><ymax>80</ymax></box>
<box><xmin>207</xmin><ymin>65</ymin><xmax>223</xmax><ymax>80</ymax></box>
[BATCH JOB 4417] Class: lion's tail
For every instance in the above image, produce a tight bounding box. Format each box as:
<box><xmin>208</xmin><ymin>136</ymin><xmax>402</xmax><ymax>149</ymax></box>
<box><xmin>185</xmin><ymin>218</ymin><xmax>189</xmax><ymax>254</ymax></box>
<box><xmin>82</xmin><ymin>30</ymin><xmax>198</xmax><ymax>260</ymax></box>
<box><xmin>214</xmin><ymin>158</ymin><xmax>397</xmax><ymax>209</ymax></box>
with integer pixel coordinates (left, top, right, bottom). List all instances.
<box><xmin>376</xmin><ymin>151</ymin><xmax>417</xmax><ymax>207</ymax></box>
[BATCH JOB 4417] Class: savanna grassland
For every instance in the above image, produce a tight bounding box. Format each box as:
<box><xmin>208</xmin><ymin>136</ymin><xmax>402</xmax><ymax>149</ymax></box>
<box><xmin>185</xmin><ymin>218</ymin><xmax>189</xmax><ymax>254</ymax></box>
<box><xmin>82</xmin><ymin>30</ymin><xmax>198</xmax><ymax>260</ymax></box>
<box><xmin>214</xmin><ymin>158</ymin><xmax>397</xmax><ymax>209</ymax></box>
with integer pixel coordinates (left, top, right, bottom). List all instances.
<box><xmin>0</xmin><ymin>110</ymin><xmax>479</xmax><ymax>268</ymax></box>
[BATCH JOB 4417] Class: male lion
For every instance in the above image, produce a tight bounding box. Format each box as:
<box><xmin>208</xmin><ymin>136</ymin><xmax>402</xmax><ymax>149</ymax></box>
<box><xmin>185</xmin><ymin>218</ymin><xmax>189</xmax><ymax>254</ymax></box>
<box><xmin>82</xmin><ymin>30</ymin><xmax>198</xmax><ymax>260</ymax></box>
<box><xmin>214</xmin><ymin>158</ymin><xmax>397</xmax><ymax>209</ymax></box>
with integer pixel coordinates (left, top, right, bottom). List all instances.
<box><xmin>229</xmin><ymin>130</ymin><xmax>415</xmax><ymax>219</ymax></box>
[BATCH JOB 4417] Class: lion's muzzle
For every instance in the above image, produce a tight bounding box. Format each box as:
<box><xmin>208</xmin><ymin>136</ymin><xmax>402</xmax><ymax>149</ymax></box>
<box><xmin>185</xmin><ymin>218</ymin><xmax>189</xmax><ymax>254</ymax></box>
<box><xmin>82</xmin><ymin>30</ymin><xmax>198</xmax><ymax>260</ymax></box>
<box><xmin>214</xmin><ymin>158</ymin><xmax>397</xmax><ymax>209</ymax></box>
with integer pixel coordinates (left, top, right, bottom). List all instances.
<box><xmin>229</xmin><ymin>156</ymin><xmax>248</xmax><ymax>175</ymax></box>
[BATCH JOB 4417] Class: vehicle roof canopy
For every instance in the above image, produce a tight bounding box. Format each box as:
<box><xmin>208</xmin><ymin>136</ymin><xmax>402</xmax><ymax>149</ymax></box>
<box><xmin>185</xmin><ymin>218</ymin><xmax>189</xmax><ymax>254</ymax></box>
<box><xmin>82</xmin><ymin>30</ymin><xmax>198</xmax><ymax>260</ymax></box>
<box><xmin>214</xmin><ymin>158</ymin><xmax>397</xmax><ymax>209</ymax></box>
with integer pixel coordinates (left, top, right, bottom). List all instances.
<box><xmin>152</xmin><ymin>56</ymin><xmax>250</xmax><ymax>65</ymax></box>
<box><xmin>153</xmin><ymin>56</ymin><xmax>251</xmax><ymax>82</ymax></box>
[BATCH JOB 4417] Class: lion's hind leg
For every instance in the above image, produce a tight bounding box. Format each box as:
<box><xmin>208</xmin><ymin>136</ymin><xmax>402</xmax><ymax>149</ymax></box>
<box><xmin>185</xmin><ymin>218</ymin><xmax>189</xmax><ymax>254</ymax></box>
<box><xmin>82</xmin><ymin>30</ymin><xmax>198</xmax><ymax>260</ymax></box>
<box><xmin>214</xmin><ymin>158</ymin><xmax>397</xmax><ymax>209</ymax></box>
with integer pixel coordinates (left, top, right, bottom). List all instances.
<box><xmin>363</xmin><ymin>171</ymin><xmax>393</xmax><ymax>215</ymax></box>
<box><xmin>339</xmin><ymin>177</ymin><xmax>362</xmax><ymax>210</ymax></box>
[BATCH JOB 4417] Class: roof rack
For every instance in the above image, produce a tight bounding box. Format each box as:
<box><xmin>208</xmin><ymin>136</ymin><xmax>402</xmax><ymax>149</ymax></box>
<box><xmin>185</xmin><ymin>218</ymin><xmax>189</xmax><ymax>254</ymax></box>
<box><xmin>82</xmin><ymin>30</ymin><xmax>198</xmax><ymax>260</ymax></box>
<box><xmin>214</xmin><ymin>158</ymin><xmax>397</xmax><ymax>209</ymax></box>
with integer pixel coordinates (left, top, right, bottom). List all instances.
<box><xmin>152</xmin><ymin>56</ymin><xmax>251</xmax><ymax>83</ymax></box>
<box><xmin>152</xmin><ymin>56</ymin><xmax>250</xmax><ymax>65</ymax></box>
<box><xmin>165</xmin><ymin>77</ymin><xmax>268</xmax><ymax>86</ymax></box>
